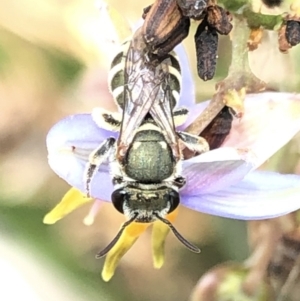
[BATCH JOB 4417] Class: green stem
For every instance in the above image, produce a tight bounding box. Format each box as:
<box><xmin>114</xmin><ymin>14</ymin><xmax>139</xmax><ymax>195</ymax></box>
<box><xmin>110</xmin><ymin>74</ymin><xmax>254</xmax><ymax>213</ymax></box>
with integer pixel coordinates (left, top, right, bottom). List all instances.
<box><xmin>218</xmin><ymin>0</ymin><xmax>248</xmax><ymax>12</ymax></box>
<box><xmin>229</xmin><ymin>15</ymin><xmax>251</xmax><ymax>74</ymax></box>
<box><xmin>243</xmin><ymin>7</ymin><xmax>284</xmax><ymax>30</ymax></box>
<box><xmin>219</xmin><ymin>1</ymin><xmax>284</xmax><ymax>30</ymax></box>
<box><xmin>218</xmin><ymin>14</ymin><xmax>266</xmax><ymax>93</ymax></box>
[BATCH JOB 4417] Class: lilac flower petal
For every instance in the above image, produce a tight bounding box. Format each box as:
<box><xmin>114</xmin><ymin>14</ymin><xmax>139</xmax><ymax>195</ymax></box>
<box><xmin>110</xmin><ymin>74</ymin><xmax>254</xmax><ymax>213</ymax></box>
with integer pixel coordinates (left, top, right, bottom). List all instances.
<box><xmin>174</xmin><ymin>44</ymin><xmax>195</xmax><ymax>108</ymax></box>
<box><xmin>181</xmin><ymin>147</ymin><xmax>255</xmax><ymax>195</ymax></box>
<box><xmin>182</xmin><ymin>170</ymin><xmax>300</xmax><ymax>220</ymax></box>
<box><xmin>47</xmin><ymin>114</ymin><xmax>116</xmax><ymax>151</ymax></box>
<box><xmin>47</xmin><ymin>114</ymin><xmax>115</xmax><ymax>201</ymax></box>
<box><xmin>223</xmin><ymin>92</ymin><xmax>300</xmax><ymax>168</ymax></box>
<box><xmin>177</xmin><ymin>102</ymin><xmax>207</xmax><ymax>131</ymax></box>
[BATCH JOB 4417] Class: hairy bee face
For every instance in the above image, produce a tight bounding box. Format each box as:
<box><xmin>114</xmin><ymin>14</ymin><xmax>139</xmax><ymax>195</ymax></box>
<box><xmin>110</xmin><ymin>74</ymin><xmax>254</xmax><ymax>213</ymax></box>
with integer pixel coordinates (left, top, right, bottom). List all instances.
<box><xmin>112</xmin><ymin>185</ymin><xmax>181</xmax><ymax>223</ymax></box>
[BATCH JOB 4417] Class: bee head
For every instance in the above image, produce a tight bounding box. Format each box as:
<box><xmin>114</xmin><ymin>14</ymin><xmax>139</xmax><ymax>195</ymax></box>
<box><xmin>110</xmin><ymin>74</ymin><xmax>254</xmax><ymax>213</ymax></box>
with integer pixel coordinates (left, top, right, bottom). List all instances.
<box><xmin>111</xmin><ymin>185</ymin><xmax>180</xmax><ymax>222</ymax></box>
<box><xmin>95</xmin><ymin>180</ymin><xmax>200</xmax><ymax>259</ymax></box>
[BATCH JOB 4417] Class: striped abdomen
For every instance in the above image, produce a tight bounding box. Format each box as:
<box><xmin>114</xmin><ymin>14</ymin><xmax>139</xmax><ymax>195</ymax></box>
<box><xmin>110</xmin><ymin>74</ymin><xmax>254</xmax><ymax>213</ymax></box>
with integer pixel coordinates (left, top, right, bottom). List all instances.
<box><xmin>108</xmin><ymin>40</ymin><xmax>182</xmax><ymax>111</ymax></box>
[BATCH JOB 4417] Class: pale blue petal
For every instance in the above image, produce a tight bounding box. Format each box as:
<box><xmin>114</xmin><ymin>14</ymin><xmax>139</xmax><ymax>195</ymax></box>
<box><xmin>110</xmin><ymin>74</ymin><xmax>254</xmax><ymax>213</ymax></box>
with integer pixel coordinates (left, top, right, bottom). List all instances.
<box><xmin>47</xmin><ymin>114</ymin><xmax>115</xmax><ymax>201</ymax></box>
<box><xmin>177</xmin><ymin>102</ymin><xmax>207</xmax><ymax>131</ymax></box>
<box><xmin>181</xmin><ymin>147</ymin><xmax>255</xmax><ymax>195</ymax></box>
<box><xmin>181</xmin><ymin>170</ymin><xmax>300</xmax><ymax>220</ymax></box>
<box><xmin>223</xmin><ymin>92</ymin><xmax>300</xmax><ymax>169</ymax></box>
<box><xmin>174</xmin><ymin>44</ymin><xmax>195</xmax><ymax>108</ymax></box>
<box><xmin>47</xmin><ymin>114</ymin><xmax>116</xmax><ymax>151</ymax></box>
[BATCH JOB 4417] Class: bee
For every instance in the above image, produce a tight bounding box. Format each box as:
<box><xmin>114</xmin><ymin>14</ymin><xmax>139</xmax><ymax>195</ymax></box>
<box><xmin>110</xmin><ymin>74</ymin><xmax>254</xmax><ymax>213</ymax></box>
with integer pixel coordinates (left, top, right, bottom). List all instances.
<box><xmin>84</xmin><ymin>27</ymin><xmax>209</xmax><ymax>257</ymax></box>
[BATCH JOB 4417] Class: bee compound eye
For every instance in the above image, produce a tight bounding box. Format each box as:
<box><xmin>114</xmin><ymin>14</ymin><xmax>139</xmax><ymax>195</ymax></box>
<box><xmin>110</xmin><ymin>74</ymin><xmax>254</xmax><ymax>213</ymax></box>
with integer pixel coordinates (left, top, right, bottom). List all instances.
<box><xmin>166</xmin><ymin>190</ymin><xmax>180</xmax><ymax>213</ymax></box>
<box><xmin>111</xmin><ymin>189</ymin><xmax>127</xmax><ymax>214</ymax></box>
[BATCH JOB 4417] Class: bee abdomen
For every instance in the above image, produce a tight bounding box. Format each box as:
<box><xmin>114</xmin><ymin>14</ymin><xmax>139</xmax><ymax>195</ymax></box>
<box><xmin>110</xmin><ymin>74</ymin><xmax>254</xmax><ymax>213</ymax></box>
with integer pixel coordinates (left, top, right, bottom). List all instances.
<box><xmin>108</xmin><ymin>42</ymin><xmax>182</xmax><ymax>109</ymax></box>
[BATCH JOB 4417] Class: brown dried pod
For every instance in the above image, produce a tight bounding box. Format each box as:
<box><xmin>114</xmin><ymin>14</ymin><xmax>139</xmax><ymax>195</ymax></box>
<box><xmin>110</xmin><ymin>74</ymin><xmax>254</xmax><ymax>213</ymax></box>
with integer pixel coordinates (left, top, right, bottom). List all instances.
<box><xmin>142</xmin><ymin>0</ymin><xmax>189</xmax><ymax>55</ymax></box>
<box><xmin>278</xmin><ymin>24</ymin><xmax>291</xmax><ymax>52</ymax></box>
<box><xmin>286</xmin><ymin>20</ymin><xmax>300</xmax><ymax>47</ymax></box>
<box><xmin>153</xmin><ymin>17</ymin><xmax>190</xmax><ymax>57</ymax></box>
<box><xmin>199</xmin><ymin>106</ymin><xmax>232</xmax><ymax>150</ymax></box>
<box><xmin>206</xmin><ymin>5</ymin><xmax>232</xmax><ymax>35</ymax></box>
<box><xmin>142</xmin><ymin>4</ymin><xmax>152</xmax><ymax>19</ymax></box>
<box><xmin>194</xmin><ymin>20</ymin><xmax>218</xmax><ymax>81</ymax></box>
<box><xmin>176</xmin><ymin>0</ymin><xmax>208</xmax><ymax>19</ymax></box>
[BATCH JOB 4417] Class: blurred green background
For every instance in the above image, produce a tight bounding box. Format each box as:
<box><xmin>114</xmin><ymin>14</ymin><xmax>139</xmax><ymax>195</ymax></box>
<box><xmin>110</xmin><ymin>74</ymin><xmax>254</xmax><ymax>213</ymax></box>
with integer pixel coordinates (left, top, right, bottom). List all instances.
<box><xmin>0</xmin><ymin>1</ymin><xmax>299</xmax><ymax>300</ymax></box>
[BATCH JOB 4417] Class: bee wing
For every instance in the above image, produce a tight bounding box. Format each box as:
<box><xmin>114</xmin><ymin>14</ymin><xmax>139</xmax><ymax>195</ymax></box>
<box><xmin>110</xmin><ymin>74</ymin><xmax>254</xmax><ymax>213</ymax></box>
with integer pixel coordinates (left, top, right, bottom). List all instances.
<box><xmin>117</xmin><ymin>27</ymin><xmax>180</xmax><ymax>159</ymax></box>
<box><xmin>149</xmin><ymin>80</ymin><xmax>181</xmax><ymax>158</ymax></box>
<box><xmin>117</xmin><ymin>28</ymin><xmax>157</xmax><ymax>149</ymax></box>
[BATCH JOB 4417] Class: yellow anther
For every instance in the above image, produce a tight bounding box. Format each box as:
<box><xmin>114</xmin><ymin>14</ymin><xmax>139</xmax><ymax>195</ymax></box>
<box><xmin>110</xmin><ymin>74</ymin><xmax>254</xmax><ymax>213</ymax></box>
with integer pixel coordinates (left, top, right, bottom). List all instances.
<box><xmin>151</xmin><ymin>208</ymin><xmax>179</xmax><ymax>269</ymax></box>
<box><xmin>43</xmin><ymin>187</ymin><xmax>92</xmax><ymax>224</ymax></box>
<box><xmin>101</xmin><ymin>222</ymin><xmax>150</xmax><ymax>282</ymax></box>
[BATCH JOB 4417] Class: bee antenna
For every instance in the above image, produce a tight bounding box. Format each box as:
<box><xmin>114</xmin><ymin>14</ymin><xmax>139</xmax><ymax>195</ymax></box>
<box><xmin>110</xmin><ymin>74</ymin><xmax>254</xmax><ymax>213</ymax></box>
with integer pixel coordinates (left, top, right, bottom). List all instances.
<box><xmin>96</xmin><ymin>214</ymin><xmax>138</xmax><ymax>258</ymax></box>
<box><xmin>155</xmin><ymin>214</ymin><xmax>201</xmax><ymax>254</ymax></box>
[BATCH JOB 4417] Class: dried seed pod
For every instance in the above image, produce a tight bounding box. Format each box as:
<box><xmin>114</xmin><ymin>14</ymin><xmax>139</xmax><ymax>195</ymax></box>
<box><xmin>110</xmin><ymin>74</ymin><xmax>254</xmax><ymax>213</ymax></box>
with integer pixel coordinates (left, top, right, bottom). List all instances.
<box><xmin>143</xmin><ymin>0</ymin><xmax>184</xmax><ymax>53</ymax></box>
<box><xmin>286</xmin><ymin>20</ymin><xmax>300</xmax><ymax>47</ymax></box>
<box><xmin>194</xmin><ymin>20</ymin><xmax>218</xmax><ymax>81</ymax></box>
<box><xmin>176</xmin><ymin>0</ymin><xmax>208</xmax><ymax>19</ymax></box>
<box><xmin>153</xmin><ymin>17</ymin><xmax>190</xmax><ymax>57</ymax></box>
<box><xmin>199</xmin><ymin>106</ymin><xmax>232</xmax><ymax>150</ymax></box>
<box><xmin>278</xmin><ymin>24</ymin><xmax>291</xmax><ymax>53</ymax></box>
<box><xmin>206</xmin><ymin>5</ymin><xmax>232</xmax><ymax>35</ymax></box>
<box><xmin>142</xmin><ymin>4</ymin><xmax>152</xmax><ymax>19</ymax></box>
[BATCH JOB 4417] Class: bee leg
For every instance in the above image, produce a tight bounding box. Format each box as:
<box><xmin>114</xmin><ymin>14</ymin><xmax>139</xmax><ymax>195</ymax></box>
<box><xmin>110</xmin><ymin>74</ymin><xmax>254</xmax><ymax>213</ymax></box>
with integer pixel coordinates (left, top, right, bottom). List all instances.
<box><xmin>177</xmin><ymin>131</ymin><xmax>209</xmax><ymax>154</ymax></box>
<box><xmin>173</xmin><ymin>107</ymin><xmax>189</xmax><ymax>127</ymax></box>
<box><xmin>84</xmin><ymin>138</ymin><xmax>116</xmax><ymax>197</ymax></box>
<box><xmin>92</xmin><ymin>107</ymin><xmax>122</xmax><ymax>132</ymax></box>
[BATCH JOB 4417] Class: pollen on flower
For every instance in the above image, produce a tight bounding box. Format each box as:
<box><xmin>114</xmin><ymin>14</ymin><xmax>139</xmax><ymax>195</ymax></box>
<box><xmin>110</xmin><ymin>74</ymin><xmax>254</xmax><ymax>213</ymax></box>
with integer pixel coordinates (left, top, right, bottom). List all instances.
<box><xmin>222</xmin><ymin>88</ymin><xmax>245</xmax><ymax>119</ymax></box>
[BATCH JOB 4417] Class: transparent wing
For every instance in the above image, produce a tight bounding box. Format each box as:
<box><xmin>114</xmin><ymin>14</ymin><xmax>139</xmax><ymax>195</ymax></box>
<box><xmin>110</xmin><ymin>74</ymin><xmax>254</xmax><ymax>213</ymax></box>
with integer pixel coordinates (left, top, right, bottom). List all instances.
<box><xmin>118</xmin><ymin>28</ymin><xmax>161</xmax><ymax>149</ymax></box>
<box><xmin>149</xmin><ymin>79</ymin><xmax>181</xmax><ymax>158</ymax></box>
<box><xmin>117</xmin><ymin>27</ymin><xmax>180</xmax><ymax>159</ymax></box>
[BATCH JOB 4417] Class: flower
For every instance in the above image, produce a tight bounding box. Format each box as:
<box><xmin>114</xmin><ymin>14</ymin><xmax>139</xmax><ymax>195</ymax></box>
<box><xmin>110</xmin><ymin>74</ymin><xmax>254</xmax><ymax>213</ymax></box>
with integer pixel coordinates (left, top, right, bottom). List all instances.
<box><xmin>45</xmin><ymin>44</ymin><xmax>300</xmax><ymax>280</ymax></box>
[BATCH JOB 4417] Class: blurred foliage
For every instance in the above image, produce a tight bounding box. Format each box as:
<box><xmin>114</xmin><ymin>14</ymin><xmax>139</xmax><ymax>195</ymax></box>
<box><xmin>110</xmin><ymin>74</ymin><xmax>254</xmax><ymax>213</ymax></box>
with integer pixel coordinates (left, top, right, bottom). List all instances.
<box><xmin>42</xmin><ymin>49</ymin><xmax>84</xmax><ymax>87</ymax></box>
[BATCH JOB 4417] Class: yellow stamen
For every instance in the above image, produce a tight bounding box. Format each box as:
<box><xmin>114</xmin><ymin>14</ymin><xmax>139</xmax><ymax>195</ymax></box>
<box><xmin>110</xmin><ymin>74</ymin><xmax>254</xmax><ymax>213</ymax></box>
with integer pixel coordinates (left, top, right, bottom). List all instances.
<box><xmin>223</xmin><ymin>88</ymin><xmax>245</xmax><ymax>118</ymax></box>
<box><xmin>151</xmin><ymin>209</ymin><xmax>179</xmax><ymax>269</ymax></box>
<box><xmin>43</xmin><ymin>187</ymin><xmax>92</xmax><ymax>224</ymax></box>
<box><xmin>101</xmin><ymin>222</ymin><xmax>150</xmax><ymax>282</ymax></box>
